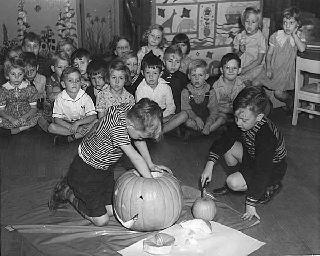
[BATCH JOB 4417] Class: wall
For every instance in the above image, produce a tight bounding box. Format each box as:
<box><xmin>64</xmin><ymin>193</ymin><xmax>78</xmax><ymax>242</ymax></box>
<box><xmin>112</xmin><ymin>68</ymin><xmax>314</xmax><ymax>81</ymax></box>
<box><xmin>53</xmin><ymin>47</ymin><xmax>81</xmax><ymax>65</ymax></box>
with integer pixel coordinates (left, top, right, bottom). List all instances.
<box><xmin>0</xmin><ymin>0</ymin><xmax>78</xmax><ymax>57</ymax></box>
<box><xmin>154</xmin><ymin>0</ymin><xmax>262</xmax><ymax>75</ymax></box>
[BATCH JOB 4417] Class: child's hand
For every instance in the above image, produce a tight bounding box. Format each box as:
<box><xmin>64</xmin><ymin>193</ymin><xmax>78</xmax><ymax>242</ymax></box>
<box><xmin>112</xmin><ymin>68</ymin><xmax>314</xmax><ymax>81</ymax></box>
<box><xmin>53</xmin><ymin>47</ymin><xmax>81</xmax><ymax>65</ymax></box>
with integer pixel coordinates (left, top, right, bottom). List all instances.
<box><xmin>149</xmin><ymin>164</ymin><xmax>172</xmax><ymax>174</ymax></box>
<box><xmin>266</xmin><ymin>68</ymin><xmax>273</xmax><ymax>79</ymax></box>
<box><xmin>195</xmin><ymin>117</ymin><xmax>204</xmax><ymax>130</ymax></box>
<box><xmin>202</xmin><ymin>124</ymin><xmax>211</xmax><ymax>135</ymax></box>
<box><xmin>201</xmin><ymin>165</ymin><xmax>213</xmax><ymax>187</ymax></box>
<box><xmin>241</xmin><ymin>204</ymin><xmax>260</xmax><ymax>221</ymax></box>
<box><xmin>10</xmin><ymin>117</ymin><xmax>20</xmax><ymax>126</ymax></box>
<box><xmin>69</xmin><ymin>122</ymin><xmax>79</xmax><ymax>134</ymax></box>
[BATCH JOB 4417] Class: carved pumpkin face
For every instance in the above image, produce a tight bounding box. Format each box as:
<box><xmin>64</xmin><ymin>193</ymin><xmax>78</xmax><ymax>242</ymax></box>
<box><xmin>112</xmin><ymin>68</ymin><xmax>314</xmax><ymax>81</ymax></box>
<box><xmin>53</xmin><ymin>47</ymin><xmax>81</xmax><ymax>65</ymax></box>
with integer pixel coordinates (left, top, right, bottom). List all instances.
<box><xmin>191</xmin><ymin>197</ymin><xmax>217</xmax><ymax>221</ymax></box>
<box><xmin>113</xmin><ymin>170</ymin><xmax>183</xmax><ymax>231</ymax></box>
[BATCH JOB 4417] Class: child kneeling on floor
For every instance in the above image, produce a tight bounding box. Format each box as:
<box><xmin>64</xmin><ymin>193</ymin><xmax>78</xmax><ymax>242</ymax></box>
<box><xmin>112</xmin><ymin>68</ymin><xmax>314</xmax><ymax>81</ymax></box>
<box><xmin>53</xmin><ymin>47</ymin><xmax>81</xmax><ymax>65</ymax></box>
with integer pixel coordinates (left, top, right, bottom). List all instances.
<box><xmin>48</xmin><ymin>98</ymin><xmax>170</xmax><ymax>226</ymax></box>
<box><xmin>201</xmin><ymin>85</ymin><xmax>287</xmax><ymax>220</ymax></box>
<box><xmin>48</xmin><ymin>66</ymin><xmax>97</xmax><ymax>145</ymax></box>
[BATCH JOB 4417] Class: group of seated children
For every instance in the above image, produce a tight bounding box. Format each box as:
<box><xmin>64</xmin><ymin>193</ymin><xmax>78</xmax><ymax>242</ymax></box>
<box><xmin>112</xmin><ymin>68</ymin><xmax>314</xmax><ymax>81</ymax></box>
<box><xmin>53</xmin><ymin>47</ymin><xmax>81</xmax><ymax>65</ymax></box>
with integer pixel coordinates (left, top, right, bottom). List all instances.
<box><xmin>1</xmin><ymin>5</ymin><xmax>304</xmax><ymax>226</ymax></box>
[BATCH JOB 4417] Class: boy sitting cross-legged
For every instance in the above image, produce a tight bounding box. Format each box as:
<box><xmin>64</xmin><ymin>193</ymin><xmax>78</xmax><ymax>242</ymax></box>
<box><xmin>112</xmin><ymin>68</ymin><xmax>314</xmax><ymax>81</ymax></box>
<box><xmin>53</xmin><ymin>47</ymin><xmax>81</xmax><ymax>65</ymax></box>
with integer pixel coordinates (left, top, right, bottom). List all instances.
<box><xmin>135</xmin><ymin>51</ymin><xmax>188</xmax><ymax>134</ymax></box>
<box><xmin>48</xmin><ymin>67</ymin><xmax>97</xmax><ymax>145</ymax></box>
<box><xmin>201</xmin><ymin>85</ymin><xmax>286</xmax><ymax>221</ymax></box>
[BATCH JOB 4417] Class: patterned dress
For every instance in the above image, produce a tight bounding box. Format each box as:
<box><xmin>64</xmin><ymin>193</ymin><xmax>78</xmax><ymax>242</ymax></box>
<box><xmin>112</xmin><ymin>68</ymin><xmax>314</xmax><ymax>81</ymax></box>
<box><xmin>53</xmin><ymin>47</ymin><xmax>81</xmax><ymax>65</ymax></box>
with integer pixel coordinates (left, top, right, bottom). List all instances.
<box><xmin>254</xmin><ymin>30</ymin><xmax>302</xmax><ymax>91</ymax></box>
<box><xmin>0</xmin><ymin>81</ymin><xmax>40</xmax><ymax>129</ymax></box>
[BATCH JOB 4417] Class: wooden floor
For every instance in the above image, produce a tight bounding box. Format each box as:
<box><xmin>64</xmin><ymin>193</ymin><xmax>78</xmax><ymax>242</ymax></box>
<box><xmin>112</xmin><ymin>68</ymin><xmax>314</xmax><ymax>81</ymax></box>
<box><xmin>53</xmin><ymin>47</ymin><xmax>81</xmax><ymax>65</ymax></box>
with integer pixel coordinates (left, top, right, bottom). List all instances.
<box><xmin>1</xmin><ymin>109</ymin><xmax>320</xmax><ymax>255</ymax></box>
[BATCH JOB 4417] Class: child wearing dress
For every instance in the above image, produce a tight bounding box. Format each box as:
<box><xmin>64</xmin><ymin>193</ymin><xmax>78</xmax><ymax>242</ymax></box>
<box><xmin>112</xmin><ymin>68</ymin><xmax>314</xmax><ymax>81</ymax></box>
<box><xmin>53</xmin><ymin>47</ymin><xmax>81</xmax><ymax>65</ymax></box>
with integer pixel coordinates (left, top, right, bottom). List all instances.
<box><xmin>233</xmin><ymin>7</ymin><xmax>266</xmax><ymax>83</ymax></box>
<box><xmin>137</xmin><ymin>24</ymin><xmax>165</xmax><ymax>73</ymax></box>
<box><xmin>48</xmin><ymin>67</ymin><xmax>97</xmax><ymax>145</ymax></box>
<box><xmin>201</xmin><ymin>86</ymin><xmax>287</xmax><ymax>221</ymax></box>
<box><xmin>87</xmin><ymin>58</ymin><xmax>109</xmax><ymax>100</ymax></box>
<box><xmin>254</xmin><ymin>7</ymin><xmax>306</xmax><ymax>111</ymax></box>
<box><xmin>22</xmin><ymin>52</ymin><xmax>47</xmax><ymax>110</ymax></box>
<box><xmin>123</xmin><ymin>51</ymin><xmax>144</xmax><ymax>96</ymax></box>
<box><xmin>171</xmin><ymin>33</ymin><xmax>193</xmax><ymax>74</ymax></box>
<box><xmin>181</xmin><ymin>59</ymin><xmax>218</xmax><ymax>135</ymax></box>
<box><xmin>113</xmin><ymin>36</ymin><xmax>131</xmax><ymax>59</ymax></box>
<box><xmin>211</xmin><ymin>53</ymin><xmax>245</xmax><ymax>132</ymax></box>
<box><xmin>57</xmin><ymin>37</ymin><xmax>76</xmax><ymax>59</ymax></box>
<box><xmin>96</xmin><ymin>60</ymin><xmax>135</xmax><ymax>119</ymax></box>
<box><xmin>0</xmin><ymin>58</ymin><xmax>40</xmax><ymax>135</ymax></box>
<box><xmin>48</xmin><ymin>98</ymin><xmax>170</xmax><ymax>226</ymax></box>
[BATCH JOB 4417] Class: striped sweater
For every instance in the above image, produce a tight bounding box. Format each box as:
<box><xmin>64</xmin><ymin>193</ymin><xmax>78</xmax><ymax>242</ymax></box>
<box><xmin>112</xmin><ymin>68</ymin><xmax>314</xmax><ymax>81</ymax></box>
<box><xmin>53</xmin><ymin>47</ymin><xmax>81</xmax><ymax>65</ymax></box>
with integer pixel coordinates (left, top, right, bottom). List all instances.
<box><xmin>208</xmin><ymin>117</ymin><xmax>287</xmax><ymax>205</ymax></box>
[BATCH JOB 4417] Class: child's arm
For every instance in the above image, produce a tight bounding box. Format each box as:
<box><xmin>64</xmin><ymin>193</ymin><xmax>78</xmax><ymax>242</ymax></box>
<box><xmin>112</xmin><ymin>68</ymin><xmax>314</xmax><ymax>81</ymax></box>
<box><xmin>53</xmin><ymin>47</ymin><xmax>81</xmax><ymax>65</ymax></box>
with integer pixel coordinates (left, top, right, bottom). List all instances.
<box><xmin>181</xmin><ymin>89</ymin><xmax>198</xmax><ymax>120</ymax></box>
<box><xmin>265</xmin><ymin>45</ymin><xmax>275</xmax><ymax>78</ymax></box>
<box><xmin>53</xmin><ymin>117</ymin><xmax>72</xmax><ymax>129</ymax></box>
<box><xmin>163</xmin><ymin>86</ymin><xmax>176</xmax><ymax>117</ymax></box>
<box><xmin>203</xmin><ymin>89</ymin><xmax>219</xmax><ymax>133</ymax></box>
<box><xmin>70</xmin><ymin>114</ymin><xmax>97</xmax><ymax>134</ymax></box>
<box><xmin>293</xmin><ymin>28</ymin><xmax>306</xmax><ymax>52</ymax></box>
<box><xmin>20</xmin><ymin>104</ymin><xmax>37</xmax><ymax>122</ymax></box>
<box><xmin>120</xmin><ymin>143</ymin><xmax>152</xmax><ymax>178</ymax></box>
<box><xmin>0</xmin><ymin>109</ymin><xmax>19</xmax><ymax>125</ymax></box>
<box><xmin>133</xmin><ymin>140</ymin><xmax>171</xmax><ymax>173</ymax></box>
<box><xmin>20</xmin><ymin>86</ymin><xmax>39</xmax><ymax>122</ymax></box>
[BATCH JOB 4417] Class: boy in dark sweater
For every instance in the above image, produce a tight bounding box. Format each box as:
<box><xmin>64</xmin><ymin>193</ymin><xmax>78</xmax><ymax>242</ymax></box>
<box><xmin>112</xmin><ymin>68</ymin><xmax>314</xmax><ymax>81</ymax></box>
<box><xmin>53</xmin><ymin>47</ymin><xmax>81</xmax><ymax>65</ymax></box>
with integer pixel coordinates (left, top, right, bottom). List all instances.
<box><xmin>201</xmin><ymin>86</ymin><xmax>286</xmax><ymax>220</ymax></box>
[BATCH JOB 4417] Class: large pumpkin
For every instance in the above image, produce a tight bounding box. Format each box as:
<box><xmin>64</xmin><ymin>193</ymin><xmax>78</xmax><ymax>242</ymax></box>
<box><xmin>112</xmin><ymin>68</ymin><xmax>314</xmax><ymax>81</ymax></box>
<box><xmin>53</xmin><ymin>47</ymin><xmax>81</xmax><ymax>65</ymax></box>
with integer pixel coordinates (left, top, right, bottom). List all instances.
<box><xmin>113</xmin><ymin>170</ymin><xmax>183</xmax><ymax>231</ymax></box>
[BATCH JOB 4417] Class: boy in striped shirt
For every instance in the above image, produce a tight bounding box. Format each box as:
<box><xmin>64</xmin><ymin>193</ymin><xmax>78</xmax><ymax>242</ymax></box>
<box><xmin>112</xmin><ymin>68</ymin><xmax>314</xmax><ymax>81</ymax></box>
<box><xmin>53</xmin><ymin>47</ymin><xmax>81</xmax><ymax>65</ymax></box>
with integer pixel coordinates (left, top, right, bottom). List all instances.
<box><xmin>48</xmin><ymin>98</ymin><xmax>170</xmax><ymax>226</ymax></box>
<box><xmin>201</xmin><ymin>86</ymin><xmax>287</xmax><ymax>221</ymax></box>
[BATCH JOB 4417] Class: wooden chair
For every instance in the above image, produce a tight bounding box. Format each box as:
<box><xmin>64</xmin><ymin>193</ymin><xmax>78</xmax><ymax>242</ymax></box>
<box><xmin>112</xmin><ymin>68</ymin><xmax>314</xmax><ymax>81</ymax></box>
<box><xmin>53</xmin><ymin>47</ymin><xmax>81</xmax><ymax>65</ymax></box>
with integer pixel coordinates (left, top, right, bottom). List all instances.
<box><xmin>292</xmin><ymin>55</ymin><xmax>320</xmax><ymax>125</ymax></box>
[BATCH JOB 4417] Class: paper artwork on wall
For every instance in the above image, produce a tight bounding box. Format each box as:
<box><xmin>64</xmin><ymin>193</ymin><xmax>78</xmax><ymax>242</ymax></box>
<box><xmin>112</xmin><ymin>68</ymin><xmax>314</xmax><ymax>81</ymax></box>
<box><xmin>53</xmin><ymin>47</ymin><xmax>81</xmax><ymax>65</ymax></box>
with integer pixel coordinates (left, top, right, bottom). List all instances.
<box><xmin>215</xmin><ymin>1</ymin><xmax>260</xmax><ymax>46</ymax></box>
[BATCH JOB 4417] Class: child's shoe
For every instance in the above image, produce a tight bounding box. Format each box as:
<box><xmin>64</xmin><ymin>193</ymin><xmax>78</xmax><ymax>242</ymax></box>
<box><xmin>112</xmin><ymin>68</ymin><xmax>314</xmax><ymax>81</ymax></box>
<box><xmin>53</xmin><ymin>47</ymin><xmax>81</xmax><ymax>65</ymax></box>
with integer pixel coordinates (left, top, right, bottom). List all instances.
<box><xmin>258</xmin><ymin>182</ymin><xmax>283</xmax><ymax>204</ymax></box>
<box><xmin>53</xmin><ymin>135</ymin><xmax>69</xmax><ymax>145</ymax></box>
<box><xmin>48</xmin><ymin>176</ymin><xmax>69</xmax><ymax>212</ymax></box>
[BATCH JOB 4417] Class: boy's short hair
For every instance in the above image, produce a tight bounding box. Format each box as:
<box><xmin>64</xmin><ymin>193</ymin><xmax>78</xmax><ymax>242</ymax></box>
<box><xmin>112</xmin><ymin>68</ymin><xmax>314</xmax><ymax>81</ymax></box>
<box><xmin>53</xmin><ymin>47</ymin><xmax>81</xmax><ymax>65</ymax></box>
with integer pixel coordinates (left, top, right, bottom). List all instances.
<box><xmin>220</xmin><ymin>52</ymin><xmax>241</xmax><ymax>68</ymax></box>
<box><xmin>233</xmin><ymin>85</ymin><xmax>268</xmax><ymax>115</ymax></box>
<box><xmin>107</xmin><ymin>59</ymin><xmax>131</xmax><ymax>84</ymax></box>
<box><xmin>241</xmin><ymin>6</ymin><xmax>262</xmax><ymax>29</ymax></box>
<box><xmin>4</xmin><ymin>58</ymin><xmax>26</xmax><ymax>77</ymax></box>
<box><xmin>22</xmin><ymin>32</ymin><xmax>41</xmax><ymax>46</ymax></box>
<box><xmin>57</xmin><ymin>37</ymin><xmax>76</xmax><ymax>51</ymax></box>
<box><xmin>6</xmin><ymin>45</ymin><xmax>23</xmax><ymax>60</ymax></box>
<box><xmin>70</xmin><ymin>48</ymin><xmax>91</xmax><ymax>63</ymax></box>
<box><xmin>21</xmin><ymin>52</ymin><xmax>38</xmax><ymax>67</ymax></box>
<box><xmin>187</xmin><ymin>59</ymin><xmax>208</xmax><ymax>74</ymax></box>
<box><xmin>283</xmin><ymin>6</ymin><xmax>302</xmax><ymax>27</ymax></box>
<box><xmin>171</xmin><ymin>33</ymin><xmax>191</xmax><ymax>54</ymax></box>
<box><xmin>127</xmin><ymin>98</ymin><xmax>163</xmax><ymax>140</ymax></box>
<box><xmin>122</xmin><ymin>50</ymin><xmax>138</xmax><ymax>62</ymax></box>
<box><xmin>164</xmin><ymin>44</ymin><xmax>183</xmax><ymax>59</ymax></box>
<box><xmin>87</xmin><ymin>59</ymin><xmax>108</xmax><ymax>79</ymax></box>
<box><xmin>60</xmin><ymin>66</ymin><xmax>81</xmax><ymax>82</ymax></box>
<box><xmin>141</xmin><ymin>51</ymin><xmax>163</xmax><ymax>72</ymax></box>
<box><xmin>50</xmin><ymin>52</ymin><xmax>70</xmax><ymax>66</ymax></box>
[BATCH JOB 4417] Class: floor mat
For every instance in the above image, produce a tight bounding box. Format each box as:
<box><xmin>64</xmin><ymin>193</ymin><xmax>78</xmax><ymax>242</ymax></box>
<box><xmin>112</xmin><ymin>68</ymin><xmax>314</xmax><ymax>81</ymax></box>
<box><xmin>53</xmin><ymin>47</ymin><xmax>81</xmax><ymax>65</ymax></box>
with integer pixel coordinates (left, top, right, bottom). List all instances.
<box><xmin>1</xmin><ymin>180</ymin><xmax>260</xmax><ymax>256</ymax></box>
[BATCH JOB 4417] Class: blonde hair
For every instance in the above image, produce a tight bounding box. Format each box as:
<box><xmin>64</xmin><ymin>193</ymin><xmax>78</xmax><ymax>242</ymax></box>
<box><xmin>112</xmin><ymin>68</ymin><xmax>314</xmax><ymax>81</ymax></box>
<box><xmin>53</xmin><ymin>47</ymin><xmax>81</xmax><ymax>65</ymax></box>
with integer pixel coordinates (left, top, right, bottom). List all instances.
<box><xmin>241</xmin><ymin>6</ymin><xmax>262</xmax><ymax>29</ymax></box>
<box><xmin>141</xmin><ymin>24</ymin><xmax>165</xmax><ymax>48</ymax></box>
<box><xmin>187</xmin><ymin>59</ymin><xmax>208</xmax><ymax>75</ymax></box>
<box><xmin>4</xmin><ymin>58</ymin><xmax>26</xmax><ymax>77</ymax></box>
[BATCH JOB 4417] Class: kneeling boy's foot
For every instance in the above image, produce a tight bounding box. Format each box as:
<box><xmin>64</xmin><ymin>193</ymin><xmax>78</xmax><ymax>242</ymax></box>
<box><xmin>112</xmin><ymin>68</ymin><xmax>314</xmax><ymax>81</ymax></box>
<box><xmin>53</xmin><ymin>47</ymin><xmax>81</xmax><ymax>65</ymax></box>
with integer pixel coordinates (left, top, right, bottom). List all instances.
<box><xmin>212</xmin><ymin>185</ymin><xmax>230</xmax><ymax>196</ymax></box>
<box><xmin>48</xmin><ymin>176</ymin><xmax>69</xmax><ymax>212</ymax></box>
<box><xmin>258</xmin><ymin>182</ymin><xmax>283</xmax><ymax>204</ymax></box>
<box><xmin>53</xmin><ymin>135</ymin><xmax>69</xmax><ymax>146</ymax></box>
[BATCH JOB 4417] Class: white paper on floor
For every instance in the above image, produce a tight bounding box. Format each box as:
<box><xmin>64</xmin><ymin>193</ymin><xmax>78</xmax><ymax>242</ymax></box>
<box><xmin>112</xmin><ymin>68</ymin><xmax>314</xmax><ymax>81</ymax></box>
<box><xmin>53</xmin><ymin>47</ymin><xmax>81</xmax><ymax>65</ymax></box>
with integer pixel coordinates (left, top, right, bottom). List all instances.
<box><xmin>118</xmin><ymin>220</ymin><xmax>265</xmax><ymax>256</ymax></box>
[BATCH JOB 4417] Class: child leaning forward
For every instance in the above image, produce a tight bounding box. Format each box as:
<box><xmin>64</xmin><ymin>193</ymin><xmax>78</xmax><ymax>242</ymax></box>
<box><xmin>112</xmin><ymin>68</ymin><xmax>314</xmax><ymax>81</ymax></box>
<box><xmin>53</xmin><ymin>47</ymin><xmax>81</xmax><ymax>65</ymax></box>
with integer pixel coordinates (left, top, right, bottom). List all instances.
<box><xmin>48</xmin><ymin>98</ymin><xmax>170</xmax><ymax>226</ymax></box>
<box><xmin>201</xmin><ymin>86</ymin><xmax>287</xmax><ymax>220</ymax></box>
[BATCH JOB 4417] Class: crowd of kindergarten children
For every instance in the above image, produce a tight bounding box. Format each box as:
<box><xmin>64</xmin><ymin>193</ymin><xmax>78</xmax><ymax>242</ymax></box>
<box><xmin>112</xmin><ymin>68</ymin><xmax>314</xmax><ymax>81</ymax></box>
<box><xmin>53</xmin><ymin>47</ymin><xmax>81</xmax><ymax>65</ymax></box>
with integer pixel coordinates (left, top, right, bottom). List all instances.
<box><xmin>1</xmin><ymin>6</ymin><xmax>305</xmax><ymax>225</ymax></box>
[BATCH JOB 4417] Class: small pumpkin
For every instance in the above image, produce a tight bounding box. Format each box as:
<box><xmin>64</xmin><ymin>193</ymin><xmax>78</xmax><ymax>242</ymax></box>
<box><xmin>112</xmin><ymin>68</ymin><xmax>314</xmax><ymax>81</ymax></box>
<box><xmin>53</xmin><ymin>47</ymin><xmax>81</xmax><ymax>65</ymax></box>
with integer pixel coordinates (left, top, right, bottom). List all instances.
<box><xmin>113</xmin><ymin>170</ymin><xmax>183</xmax><ymax>231</ymax></box>
<box><xmin>191</xmin><ymin>197</ymin><xmax>217</xmax><ymax>221</ymax></box>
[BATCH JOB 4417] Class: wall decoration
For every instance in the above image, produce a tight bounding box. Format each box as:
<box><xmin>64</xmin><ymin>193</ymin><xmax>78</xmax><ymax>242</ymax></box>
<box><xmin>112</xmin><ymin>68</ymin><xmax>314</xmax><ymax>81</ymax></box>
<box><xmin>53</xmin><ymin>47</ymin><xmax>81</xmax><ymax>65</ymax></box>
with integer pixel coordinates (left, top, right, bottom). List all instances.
<box><xmin>155</xmin><ymin>0</ymin><xmax>262</xmax><ymax>75</ymax></box>
<box><xmin>215</xmin><ymin>1</ymin><xmax>260</xmax><ymax>46</ymax></box>
<box><xmin>56</xmin><ymin>1</ymin><xmax>77</xmax><ymax>45</ymax></box>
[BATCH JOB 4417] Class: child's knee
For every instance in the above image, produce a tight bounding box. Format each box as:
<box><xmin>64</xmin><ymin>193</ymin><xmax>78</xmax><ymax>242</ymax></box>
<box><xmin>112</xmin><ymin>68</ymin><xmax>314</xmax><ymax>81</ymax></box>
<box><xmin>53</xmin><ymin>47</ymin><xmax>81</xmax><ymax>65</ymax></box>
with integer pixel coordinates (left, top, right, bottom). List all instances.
<box><xmin>48</xmin><ymin>123</ymin><xmax>56</xmax><ymax>133</ymax></box>
<box><xmin>91</xmin><ymin>214</ymin><xmax>110</xmax><ymax>226</ymax></box>
<box><xmin>224</xmin><ymin>142</ymin><xmax>242</xmax><ymax>165</ymax></box>
<box><xmin>226</xmin><ymin>175</ymin><xmax>245</xmax><ymax>191</ymax></box>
